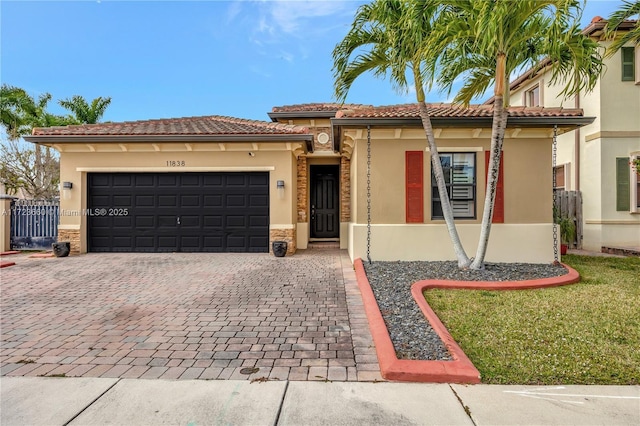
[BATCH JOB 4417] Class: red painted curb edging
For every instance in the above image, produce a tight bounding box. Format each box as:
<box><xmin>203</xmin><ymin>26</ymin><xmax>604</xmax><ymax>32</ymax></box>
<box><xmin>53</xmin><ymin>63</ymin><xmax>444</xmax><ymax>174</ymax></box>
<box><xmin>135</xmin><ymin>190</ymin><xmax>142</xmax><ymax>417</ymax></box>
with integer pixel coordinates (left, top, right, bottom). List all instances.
<box><xmin>28</xmin><ymin>252</ymin><xmax>54</xmax><ymax>258</ymax></box>
<box><xmin>0</xmin><ymin>251</ymin><xmax>20</xmax><ymax>256</ymax></box>
<box><xmin>354</xmin><ymin>258</ymin><xmax>581</xmax><ymax>383</ymax></box>
<box><xmin>0</xmin><ymin>261</ymin><xmax>16</xmax><ymax>268</ymax></box>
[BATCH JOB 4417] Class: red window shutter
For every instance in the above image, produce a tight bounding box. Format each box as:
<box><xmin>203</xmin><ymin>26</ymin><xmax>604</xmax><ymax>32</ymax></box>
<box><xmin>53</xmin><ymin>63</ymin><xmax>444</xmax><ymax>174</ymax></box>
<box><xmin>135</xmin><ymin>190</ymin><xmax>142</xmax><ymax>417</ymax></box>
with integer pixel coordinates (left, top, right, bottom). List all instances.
<box><xmin>406</xmin><ymin>151</ymin><xmax>424</xmax><ymax>223</ymax></box>
<box><xmin>485</xmin><ymin>150</ymin><xmax>504</xmax><ymax>223</ymax></box>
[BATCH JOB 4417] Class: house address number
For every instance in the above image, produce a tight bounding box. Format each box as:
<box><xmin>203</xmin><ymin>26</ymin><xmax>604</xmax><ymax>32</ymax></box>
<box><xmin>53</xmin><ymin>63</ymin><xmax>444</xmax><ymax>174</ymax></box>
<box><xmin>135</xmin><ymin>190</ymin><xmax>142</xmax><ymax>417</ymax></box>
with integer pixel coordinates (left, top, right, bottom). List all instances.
<box><xmin>166</xmin><ymin>160</ymin><xmax>186</xmax><ymax>167</ymax></box>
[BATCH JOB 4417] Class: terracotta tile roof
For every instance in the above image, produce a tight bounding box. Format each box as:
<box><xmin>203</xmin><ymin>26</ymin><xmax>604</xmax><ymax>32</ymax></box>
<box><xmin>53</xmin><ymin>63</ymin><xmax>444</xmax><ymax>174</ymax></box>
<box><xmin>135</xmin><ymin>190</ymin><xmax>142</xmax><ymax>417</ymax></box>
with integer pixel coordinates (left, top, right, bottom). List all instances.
<box><xmin>334</xmin><ymin>103</ymin><xmax>584</xmax><ymax>118</ymax></box>
<box><xmin>271</xmin><ymin>103</ymin><xmax>372</xmax><ymax>113</ymax></box>
<box><xmin>31</xmin><ymin>115</ymin><xmax>309</xmax><ymax>136</ymax></box>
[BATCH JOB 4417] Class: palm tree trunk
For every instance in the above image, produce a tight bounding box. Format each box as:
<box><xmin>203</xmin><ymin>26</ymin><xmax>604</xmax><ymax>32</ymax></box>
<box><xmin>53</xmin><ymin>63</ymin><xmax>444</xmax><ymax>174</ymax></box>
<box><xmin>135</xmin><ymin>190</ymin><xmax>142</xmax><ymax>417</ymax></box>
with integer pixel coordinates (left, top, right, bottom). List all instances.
<box><xmin>418</xmin><ymin>101</ymin><xmax>471</xmax><ymax>268</ymax></box>
<box><xmin>471</xmin><ymin>95</ymin><xmax>508</xmax><ymax>270</ymax></box>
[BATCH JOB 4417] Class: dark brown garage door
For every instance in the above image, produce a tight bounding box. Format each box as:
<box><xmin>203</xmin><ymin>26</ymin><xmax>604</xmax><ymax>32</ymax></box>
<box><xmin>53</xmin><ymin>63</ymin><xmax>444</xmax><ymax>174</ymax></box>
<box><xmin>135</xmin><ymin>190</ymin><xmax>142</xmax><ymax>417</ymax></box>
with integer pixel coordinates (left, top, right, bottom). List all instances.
<box><xmin>87</xmin><ymin>172</ymin><xmax>269</xmax><ymax>252</ymax></box>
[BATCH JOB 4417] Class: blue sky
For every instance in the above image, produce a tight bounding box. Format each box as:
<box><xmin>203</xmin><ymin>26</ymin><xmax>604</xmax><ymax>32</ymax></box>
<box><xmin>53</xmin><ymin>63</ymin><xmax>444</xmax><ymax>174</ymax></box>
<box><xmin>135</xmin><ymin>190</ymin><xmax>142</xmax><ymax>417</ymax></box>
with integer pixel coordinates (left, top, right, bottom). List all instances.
<box><xmin>1</xmin><ymin>0</ymin><xmax>623</xmax><ymax>123</ymax></box>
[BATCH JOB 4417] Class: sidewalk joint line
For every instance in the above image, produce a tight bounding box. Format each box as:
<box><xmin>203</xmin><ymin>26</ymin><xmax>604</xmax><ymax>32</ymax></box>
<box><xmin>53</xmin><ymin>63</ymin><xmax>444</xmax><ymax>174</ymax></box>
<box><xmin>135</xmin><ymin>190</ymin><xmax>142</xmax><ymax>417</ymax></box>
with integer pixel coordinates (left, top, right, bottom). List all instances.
<box><xmin>273</xmin><ymin>380</ymin><xmax>290</xmax><ymax>426</ymax></box>
<box><xmin>449</xmin><ymin>384</ymin><xmax>477</xmax><ymax>426</ymax></box>
<box><xmin>62</xmin><ymin>378</ymin><xmax>121</xmax><ymax>426</ymax></box>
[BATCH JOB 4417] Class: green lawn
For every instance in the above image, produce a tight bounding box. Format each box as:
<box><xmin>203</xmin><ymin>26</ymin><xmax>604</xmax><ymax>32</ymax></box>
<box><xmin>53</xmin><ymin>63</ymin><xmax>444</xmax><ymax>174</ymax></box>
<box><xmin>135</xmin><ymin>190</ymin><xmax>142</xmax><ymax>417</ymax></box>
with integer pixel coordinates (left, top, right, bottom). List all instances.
<box><xmin>424</xmin><ymin>255</ymin><xmax>640</xmax><ymax>385</ymax></box>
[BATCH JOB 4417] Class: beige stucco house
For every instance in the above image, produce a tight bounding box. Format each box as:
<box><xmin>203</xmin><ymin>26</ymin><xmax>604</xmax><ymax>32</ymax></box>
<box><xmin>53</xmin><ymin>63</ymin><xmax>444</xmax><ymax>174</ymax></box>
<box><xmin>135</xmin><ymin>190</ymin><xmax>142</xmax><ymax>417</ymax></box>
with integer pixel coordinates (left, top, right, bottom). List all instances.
<box><xmin>25</xmin><ymin>103</ymin><xmax>592</xmax><ymax>263</ymax></box>
<box><xmin>494</xmin><ymin>17</ymin><xmax>640</xmax><ymax>253</ymax></box>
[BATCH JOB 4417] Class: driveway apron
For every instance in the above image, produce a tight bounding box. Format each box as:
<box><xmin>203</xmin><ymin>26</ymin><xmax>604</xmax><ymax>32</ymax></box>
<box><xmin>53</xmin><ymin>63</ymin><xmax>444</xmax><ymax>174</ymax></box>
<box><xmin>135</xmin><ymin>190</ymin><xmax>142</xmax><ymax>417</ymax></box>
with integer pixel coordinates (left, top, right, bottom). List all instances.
<box><xmin>0</xmin><ymin>250</ymin><xmax>382</xmax><ymax>381</ymax></box>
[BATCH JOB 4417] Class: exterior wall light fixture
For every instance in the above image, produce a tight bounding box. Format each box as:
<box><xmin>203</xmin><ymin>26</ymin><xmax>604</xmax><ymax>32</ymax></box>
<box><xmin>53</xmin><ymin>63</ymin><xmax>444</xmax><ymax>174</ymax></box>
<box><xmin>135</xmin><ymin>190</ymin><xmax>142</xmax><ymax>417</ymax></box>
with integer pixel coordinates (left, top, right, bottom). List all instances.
<box><xmin>277</xmin><ymin>180</ymin><xmax>285</xmax><ymax>199</ymax></box>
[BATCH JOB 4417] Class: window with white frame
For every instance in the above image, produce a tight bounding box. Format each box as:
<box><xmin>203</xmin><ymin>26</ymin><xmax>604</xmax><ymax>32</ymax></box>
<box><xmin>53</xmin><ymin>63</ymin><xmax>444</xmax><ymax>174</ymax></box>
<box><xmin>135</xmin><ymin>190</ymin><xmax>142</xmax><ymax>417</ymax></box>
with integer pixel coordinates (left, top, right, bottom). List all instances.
<box><xmin>432</xmin><ymin>153</ymin><xmax>476</xmax><ymax>219</ymax></box>
<box><xmin>554</xmin><ymin>163</ymin><xmax>571</xmax><ymax>190</ymax></box>
<box><xmin>616</xmin><ymin>154</ymin><xmax>640</xmax><ymax>213</ymax></box>
<box><xmin>554</xmin><ymin>165</ymin><xmax>565</xmax><ymax>190</ymax></box>
<box><xmin>525</xmin><ymin>84</ymin><xmax>540</xmax><ymax>107</ymax></box>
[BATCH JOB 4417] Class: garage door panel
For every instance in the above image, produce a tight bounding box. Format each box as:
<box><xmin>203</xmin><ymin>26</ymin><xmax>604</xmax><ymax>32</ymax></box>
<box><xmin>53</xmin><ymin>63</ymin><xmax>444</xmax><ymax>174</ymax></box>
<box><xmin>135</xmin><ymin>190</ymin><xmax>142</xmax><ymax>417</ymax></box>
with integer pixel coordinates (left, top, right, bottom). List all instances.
<box><xmin>226</xmin><ymin>235</ymin><xmax>247</xmax><ymax>250</ymax></box>
<box><xmin>135</xmin><ymin>236</ymin><xmax>155</xmax><ymax>249</ymax></box>
<box><xmin>90</xmin><ymin>195</ymin><xmax>111</xmax><ymax>206</ymax></box>
<box><xmin>204</xmin><ymin>195</ymin><xmax>222</xmax><ymax>207</ymax></box>
<box><xmin>112</xmin><ymin>216</ymin><xmax>132</xmax><ymax>227</ymax></box>
<box><xmin>226</xmin><ymin>174</ymin><xmax>247</xmax><ymax>186</ymax></box>
<box><xmin>158</xmin><ymin>175</ymin><xmax>178</xmax><ymax>187</ymax></box>
<box><xmin>203</xmin><ymin>175</ymin><xmax>223</xmax><ymax>186</ymax></box>
<box><xmin>90</xmin><ymin>216</ymin><xmax>111</xmax><ymax>227</ymax></box>
<box><xmin>249</xmin><ymin>236</ymin><xmax>269</xmax><ymax>249</ymax></box>
<box><xmin>112</xmin><ymin>195</ymin><xmax>132</xmax><ymax>206</ymax></box>
<box><xmin>203</xmin><ymin>216</ymin><xmax>223</xmax><ymax>227</ymax></box>
<box><xmin>112</xmin><ymin>236</ymin><xmax>133</xmax><ymax>248</ymax></box>
<box><xmin>181</xmin><ymin>174</ymin><xmax>200</xmax><ymax>186</ymax></box>
<box><xmin>135</xmin><ymin>175</ymin><xmax>155</xmax><ymax>186</ymax></box>
<box><xmin>158</xmin><ymin>236</ymin><xmax>178</xmax><ymax>248</ymax></box>
<box><xmin>180</xmin><ymin>236</ymin><xmax>201</xmax><ymax>250</ymax></box>
<box><xmin>112</xmin><ymin>175</ymin><xmax>132</xmax><ymax>187</ymax></box>
<box><xmin>250</xmin><ymin>194</ymin><xmax>269</xmax><ymax>207</ymax></box>
<box><xmin>250</xmin><ymin>216</ymin><xmax>269</xmax><ymax>227</ymax></box>
<box><xmin>180</xmin><ymin>195</ymin><xmax>201</xmax><ymax>207</ymax></box>
<box><xmin>157</xmin><ymin>215</ymin><xmax>177</xmax><ymax>227</ymax></box>
<box><xmin>204</xmin><ymin>236</ymin><xmax>223</xmax><ymax>248</ymax></box>
<box><xmin>88</xmin><ymin>172</ymin><xmax>269</xmax><ymax>253</ymax></box>
<box><xmin>181</xmin><ymin>216</ymin><xmax>201</xmax><ymax>227</ymax></box>
<box><xmin>135</xmin><ymin>195</ymin><xmax>155</xmax><ymax>207</ymax></box>
<box><xmin>226</xmin><ymin>195</ymin><xmax>247</xmax><ymax>207</ymax></box>
<box><xmin>226</xmin><ymin>216</ymin><xmax>246</xmax><ymax>227</ymax></box>
<box><xmin>249</xmin><ymin>174</ymin><xmax>269</xmax><ymax>186</ymax></box>
<box><xmin>158</xmin><ymin>195</ymin><xmax>178</xmax><ymax>207</ymax></box>
<box><xmin>135</xmin><ymin>216</ymin><xmax>155</xmax><ymax>228</ymax></box>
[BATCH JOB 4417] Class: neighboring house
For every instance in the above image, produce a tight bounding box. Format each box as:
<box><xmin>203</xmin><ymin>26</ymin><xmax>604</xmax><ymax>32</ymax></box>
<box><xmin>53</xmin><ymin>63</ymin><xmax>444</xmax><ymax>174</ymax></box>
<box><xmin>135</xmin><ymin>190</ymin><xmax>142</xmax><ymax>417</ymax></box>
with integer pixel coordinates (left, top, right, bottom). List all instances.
<box><xmin>490</xmin><ymin>17</ymin><xmax>640</xmax><ymax>252</ymax></box>
<box><xmin>25</xmin><ymin>103</ymin><xmax>592</xmax><ymax>264</ymax></box>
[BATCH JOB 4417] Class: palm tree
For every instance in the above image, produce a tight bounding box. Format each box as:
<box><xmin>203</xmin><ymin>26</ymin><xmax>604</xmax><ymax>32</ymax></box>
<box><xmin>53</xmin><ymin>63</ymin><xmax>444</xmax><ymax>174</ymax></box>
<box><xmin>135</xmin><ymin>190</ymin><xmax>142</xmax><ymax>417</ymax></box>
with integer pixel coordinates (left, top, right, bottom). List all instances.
<box><xmin>58</xmin><ymin>95</ymin><xmax>111</xmax><ymax>124</ymax></box>
<box><xmin>605</xmin><ymin>0</ymin><xmax>640</xmax><ymax>55</ymax></box>
<box><xmin>430</xmin><ymin>0</ymin><xmax>602</xmax><ymax>269</ymax></box>
<box><xmin>0</xmin><ymin>85</ymin><xmax>74</xmax><ymax>198</ymax></box>
<box><xmin>333</xmin><ymin>0</ymin><xmax>473</xmax><ymax>268</ymax></box>
<box><xmin>1</xmin><ymin>84</ymin><xmax>38</xmax><ymax>140</ymax></box>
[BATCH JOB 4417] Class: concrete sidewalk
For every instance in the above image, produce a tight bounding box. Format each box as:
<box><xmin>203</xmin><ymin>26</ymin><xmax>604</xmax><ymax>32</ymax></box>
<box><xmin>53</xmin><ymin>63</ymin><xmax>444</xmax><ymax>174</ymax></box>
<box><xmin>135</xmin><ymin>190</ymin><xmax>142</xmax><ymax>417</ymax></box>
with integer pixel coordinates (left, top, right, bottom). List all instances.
<box><xmin>1</xmin><ymin>377</ymin><xmax>638</xmax><ymax>425</ymax></box>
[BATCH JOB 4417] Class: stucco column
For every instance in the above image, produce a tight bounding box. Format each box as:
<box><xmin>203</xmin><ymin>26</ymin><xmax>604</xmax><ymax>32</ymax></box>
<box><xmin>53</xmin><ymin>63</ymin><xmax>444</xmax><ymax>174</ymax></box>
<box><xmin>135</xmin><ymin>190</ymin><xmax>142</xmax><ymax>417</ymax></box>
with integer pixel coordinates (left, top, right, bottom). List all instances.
<box><xmin>0</xmin><ymin>196</ymin><xmax>16</xmax><ymax>253</ymax></box>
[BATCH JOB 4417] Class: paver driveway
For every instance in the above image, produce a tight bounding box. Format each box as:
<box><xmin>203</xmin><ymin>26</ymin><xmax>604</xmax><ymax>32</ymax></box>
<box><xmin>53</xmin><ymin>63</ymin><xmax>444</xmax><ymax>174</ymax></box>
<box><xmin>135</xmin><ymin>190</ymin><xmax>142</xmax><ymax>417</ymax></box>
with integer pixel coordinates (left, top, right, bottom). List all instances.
<box><xmin>0</xmin><ymin>250</ymin><xmax>381</xmax><ymax>381</ymax></box>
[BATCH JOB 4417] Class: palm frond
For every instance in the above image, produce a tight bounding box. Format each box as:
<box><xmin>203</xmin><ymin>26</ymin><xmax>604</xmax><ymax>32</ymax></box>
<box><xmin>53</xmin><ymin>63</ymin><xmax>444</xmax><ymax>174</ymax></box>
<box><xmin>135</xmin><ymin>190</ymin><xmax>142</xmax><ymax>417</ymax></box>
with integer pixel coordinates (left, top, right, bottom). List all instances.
<box><xmin>605</xmin><ymin>0</ymin><xmax>640</xmax><ymax>55</ymax></box>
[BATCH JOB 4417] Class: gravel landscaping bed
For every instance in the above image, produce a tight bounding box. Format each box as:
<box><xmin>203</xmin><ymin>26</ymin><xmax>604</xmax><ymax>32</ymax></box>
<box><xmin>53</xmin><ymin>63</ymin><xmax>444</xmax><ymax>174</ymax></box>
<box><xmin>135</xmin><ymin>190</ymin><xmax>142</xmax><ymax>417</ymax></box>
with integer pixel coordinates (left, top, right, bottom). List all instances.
<box><xmin>363</xmin><ymin>261</ymin><xmax>568</xmax><ymax>361</ymax></box>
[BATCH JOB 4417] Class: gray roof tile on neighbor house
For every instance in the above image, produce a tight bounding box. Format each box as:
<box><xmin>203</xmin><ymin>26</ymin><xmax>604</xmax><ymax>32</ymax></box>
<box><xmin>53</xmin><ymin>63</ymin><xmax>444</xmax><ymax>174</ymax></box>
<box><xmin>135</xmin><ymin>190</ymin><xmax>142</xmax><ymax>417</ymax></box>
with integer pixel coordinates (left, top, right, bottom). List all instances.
<box><xmin>31</xmin><ymin>115</ymin><xmax>310</xmax><ymax>136</ymax></box>
<box><xmin>334</xmin><ymin>103</ymin><xmax>585</xmax><ymax>119</ymax></box>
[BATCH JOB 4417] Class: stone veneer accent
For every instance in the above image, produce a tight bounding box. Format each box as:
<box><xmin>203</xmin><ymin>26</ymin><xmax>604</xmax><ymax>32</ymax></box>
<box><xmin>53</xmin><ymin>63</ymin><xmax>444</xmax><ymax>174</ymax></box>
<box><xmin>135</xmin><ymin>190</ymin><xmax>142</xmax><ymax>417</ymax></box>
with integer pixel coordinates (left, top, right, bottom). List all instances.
<box><xmin>297</xmin><ymin>156</ymin><xmax>308</xmax><ymax>223</ymax></box>
<box><xmin>340</xmin><ymin>156</ymin><xmax>351</xmax><ymax>222</ymax></box>
<box><xmin>58</xmin><ymin>229</ymin><xmax>81</xmax><ymax>254</ymax></box>
<box><xmin>270</xmin><ymin>228</ymin><xmax>296</xmax><ymax>255</ymax></box>
<box><xmin>312</xmin><ymin>126</ymin><xmax>333</xmax><ymax>152</ymax></box>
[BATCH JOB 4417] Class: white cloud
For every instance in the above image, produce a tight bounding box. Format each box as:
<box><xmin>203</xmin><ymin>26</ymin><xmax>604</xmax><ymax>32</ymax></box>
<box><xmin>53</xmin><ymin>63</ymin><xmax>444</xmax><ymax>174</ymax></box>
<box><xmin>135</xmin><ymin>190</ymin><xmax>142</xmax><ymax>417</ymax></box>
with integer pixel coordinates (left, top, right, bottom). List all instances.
<box><xmin>226</xmin><ymin>1</ymin><xmax>243</xmax><ymax>23</ymax></box>
<box><xmin>269</xmin><ymin>0</ymin><xmax>347</xmax><ymax>34</ymax></box>
<box><xmin>255</xmin><ymin>0</ymin><xmax>354</xmax><ymax>36</ymax></box>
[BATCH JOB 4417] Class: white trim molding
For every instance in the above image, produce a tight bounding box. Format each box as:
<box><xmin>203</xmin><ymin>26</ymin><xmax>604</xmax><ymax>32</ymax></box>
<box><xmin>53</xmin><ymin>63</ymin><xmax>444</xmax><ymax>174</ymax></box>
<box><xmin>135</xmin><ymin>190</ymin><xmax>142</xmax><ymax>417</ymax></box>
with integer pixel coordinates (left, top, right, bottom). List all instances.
<box><xmin>270</xmin><ymin>224</ymin><xmax>295</xmax><ymax>229</ymax></box>
<box><xmin>76</xmin><ymin>166</ymin><xmax>276</xmax><ymax>172</ymax></box>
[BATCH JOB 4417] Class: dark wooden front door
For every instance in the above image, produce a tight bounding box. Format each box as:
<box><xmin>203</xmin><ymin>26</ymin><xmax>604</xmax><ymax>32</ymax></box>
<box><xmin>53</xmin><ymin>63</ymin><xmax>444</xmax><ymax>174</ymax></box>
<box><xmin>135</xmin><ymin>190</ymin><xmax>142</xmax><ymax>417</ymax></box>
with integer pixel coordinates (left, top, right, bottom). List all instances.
<box><xmin>310</xmin><ymin>165</ymin><xmax>339</xmax><ymax>238</ymax></box>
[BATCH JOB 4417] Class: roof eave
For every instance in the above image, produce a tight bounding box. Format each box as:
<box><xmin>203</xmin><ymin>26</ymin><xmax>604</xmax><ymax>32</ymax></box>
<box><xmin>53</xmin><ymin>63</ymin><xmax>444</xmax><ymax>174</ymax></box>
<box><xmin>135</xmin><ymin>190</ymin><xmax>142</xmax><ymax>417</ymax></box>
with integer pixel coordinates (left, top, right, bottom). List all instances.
<box><xmin>331</xmin><ymin>115</ymin><xmax>595</xmax><ymax>150</ymax></box>
<box><xmin>24</xmin><ymin>133</ymin><xmax>315</xmax><ymax>152</ymax></box>
<box><xmin>268</xmin><ymin>111</ymin><xmax>338</xmax><ymax>122</ymax></box>
<box><xmin>331</xmin><ymin>116</ymin><xmax>594</xmax><ymax>128</ymax></box>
